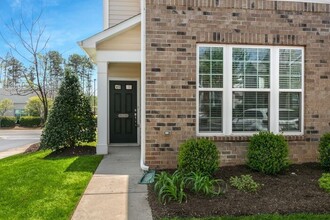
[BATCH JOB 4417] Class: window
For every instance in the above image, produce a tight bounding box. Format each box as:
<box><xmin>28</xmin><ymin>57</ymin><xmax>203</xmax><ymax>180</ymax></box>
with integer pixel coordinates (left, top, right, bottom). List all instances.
<box><xmin>197</xmin><ymin>45</ymin><xmax>304</xmax><ymax>135</ymax></box>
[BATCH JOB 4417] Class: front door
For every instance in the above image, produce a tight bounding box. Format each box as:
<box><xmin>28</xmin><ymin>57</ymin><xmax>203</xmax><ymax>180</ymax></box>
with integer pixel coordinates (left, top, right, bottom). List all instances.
<box><xmin>109</xmin><ymin>81</ymin><xmax>138</xmax><ymax>143</ymax></box>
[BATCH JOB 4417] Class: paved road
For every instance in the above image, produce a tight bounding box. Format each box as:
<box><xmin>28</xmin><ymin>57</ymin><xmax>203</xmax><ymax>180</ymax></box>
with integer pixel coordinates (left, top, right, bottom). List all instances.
<box><xmin>0</xmin><ymin>129</ymin><xmax>42</xmax><ymax>152</ymax></box>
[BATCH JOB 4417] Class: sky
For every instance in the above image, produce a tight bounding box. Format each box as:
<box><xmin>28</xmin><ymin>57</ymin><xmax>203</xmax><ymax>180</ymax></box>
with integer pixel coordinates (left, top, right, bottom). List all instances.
<box><xmin>0</xmin><ymin>0</ymin><xmax>103</xmax><ymax>59</ymax></box>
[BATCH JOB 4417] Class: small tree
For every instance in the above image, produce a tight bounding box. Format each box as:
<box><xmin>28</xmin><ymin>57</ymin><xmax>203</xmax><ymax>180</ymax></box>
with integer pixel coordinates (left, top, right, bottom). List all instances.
<box><xmin>0</xmin><ymin>98</ymin><xmax>14</xmax><ymax>116</ymax></box>
<box><xmin>25</xmin><ymin>96</ymin><xmax>53</xmax><ymax>117</ymax></box>
<box><xmin>40</xmin><ymin>70</ymin><xmax>96</xmax><ymax>150</ymax></box>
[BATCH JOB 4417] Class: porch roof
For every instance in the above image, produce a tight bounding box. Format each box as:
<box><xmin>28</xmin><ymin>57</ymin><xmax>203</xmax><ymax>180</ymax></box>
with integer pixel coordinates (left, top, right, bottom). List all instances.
<box><xmin>78</xmin><ymin>14</ymin><xmax>141</xmax><ymax>61</ymax></box>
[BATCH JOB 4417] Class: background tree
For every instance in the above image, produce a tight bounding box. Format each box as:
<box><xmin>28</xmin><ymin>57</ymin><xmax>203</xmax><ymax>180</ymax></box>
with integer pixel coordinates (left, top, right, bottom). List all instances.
<box><xmin>0</xmin><ymin>98</ymin><xmax>14</xmax><ymax>116</ymax></box>
<box><xmin>0</xmin><ymin>13</ymin><xmax>64</xmax><ymax>121</ymax></box>
<box><xmin>45</xmin><ymin>51</ymin><xmax>65</xmax><ymax>99</ymax></box>
<box><xmin>67</xmin><ymin>54</ymin><xmax>94</xmax><ymax>96</ymax></box>
<box><xmin>40</xmin><ymin>70</ymin><xmax>96</xmax><ymax>150</ymax></box>
<box><xmin>25</xmin><ymin>96</ymin><xmax>53</xmax><ymax>117</ymax></box>
<box><xmin>1</xmin><ymin>54</ymin><xmax>27</xmax><ymax>92</ymax></box>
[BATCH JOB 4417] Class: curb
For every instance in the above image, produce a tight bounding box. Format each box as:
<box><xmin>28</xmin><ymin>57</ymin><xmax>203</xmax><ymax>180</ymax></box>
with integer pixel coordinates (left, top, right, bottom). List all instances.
<box><xmin>0</xmin><ymin>142</ymin><xmax>40</xmax><ymax>160</ymax></box>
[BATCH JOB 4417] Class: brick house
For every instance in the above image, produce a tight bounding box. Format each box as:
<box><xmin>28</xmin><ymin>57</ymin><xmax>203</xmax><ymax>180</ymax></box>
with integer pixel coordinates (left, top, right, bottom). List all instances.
<box><xmin>80</xmin><ymin>0</ymin><xmax>330</xmax><ymax>170</ymax></box>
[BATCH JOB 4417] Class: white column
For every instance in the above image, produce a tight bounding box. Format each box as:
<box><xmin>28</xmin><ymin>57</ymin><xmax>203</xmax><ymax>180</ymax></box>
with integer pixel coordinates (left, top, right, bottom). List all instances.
<box><xmin>97</xmin><ymin>62</ymin><xmax>108</xmax><ymax>154</ymax></box>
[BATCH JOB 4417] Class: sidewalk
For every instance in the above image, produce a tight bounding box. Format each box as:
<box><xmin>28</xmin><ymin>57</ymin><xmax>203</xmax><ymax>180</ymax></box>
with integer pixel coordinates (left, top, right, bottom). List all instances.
<box><xmin>0</xmin><ymin>143</ymin><xmax>38</xmax><ymax>160</ymax></box>
<box><xmin>71</xmin><ymin>146</ymin><xmax>153</xmax><ymax>220</ymax></box>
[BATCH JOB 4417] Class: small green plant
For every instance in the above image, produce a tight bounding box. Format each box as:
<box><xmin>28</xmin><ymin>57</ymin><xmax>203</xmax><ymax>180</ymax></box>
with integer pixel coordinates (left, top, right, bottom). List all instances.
<box><xmin>319</xmin><ymin>173</ymin><xmax>330</xmax><ymax>193</ymax></box>
<box><xmin>247</xmin><ymin>131</ymin><xmax>289</xmax><ymax>175</ymax></box>
<box><xmin>186</xmin><ymin>172</ymin><xmax>226</xmax><ymax>196</ymax></box>
<box><xmin>178</xmin><ymin>138</ymin><xmax>219</xmax><ymax>175</ymax></box>
<box><xmin>154</xmin><ymin>171</ymin><xmax>186</xmax><ymax>204</ymax></box>
<box><xmin>230</xmin><ymin>174</ymin><xmax>261</xmax><ymax>192</ymax></box>
<box><xmin>319</xmin><ymin>133</ymin><xmax>330</xmax><ymax>170</ymax></box>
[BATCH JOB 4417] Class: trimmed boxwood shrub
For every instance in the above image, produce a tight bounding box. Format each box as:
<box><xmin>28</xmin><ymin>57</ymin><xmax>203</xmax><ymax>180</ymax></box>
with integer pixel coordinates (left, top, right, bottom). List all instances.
<box><xmin>0</xmin><ymin>116</ymin><xmax>16</xmax><ymax>128</ymax></box>
<box><xmin>319</xmin><ymin>133</ymin><xmax>330</xmax><ymax>170</ymax></box>
<box><xmin>178</xmin><ymin>138</ymin><xmax>219</xmax><ymax>175</ymax></box>
<box><xmin>247</xmin><ymin>131</ymin><xmax>289</xmax><ymax>175</ymax></box>
<box><xmin>19</xmin><ymin>116</ymin><xmax>42</xmax><ymax>127</ymax></box>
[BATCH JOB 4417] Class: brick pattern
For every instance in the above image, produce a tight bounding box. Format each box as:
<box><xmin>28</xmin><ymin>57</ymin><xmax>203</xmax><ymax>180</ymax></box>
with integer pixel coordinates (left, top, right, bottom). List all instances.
<box><xmin>145</xmin><ymin>0</ymin><xmax>330</xmax><ymax>169</ymax></box>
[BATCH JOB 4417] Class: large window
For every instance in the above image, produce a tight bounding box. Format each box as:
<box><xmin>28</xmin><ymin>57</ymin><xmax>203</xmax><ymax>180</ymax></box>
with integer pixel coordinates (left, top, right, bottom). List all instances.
<box><xmin>197</xmin><ymin>45</ymin><xmax>304</xmax><ymax>135</ymax></box>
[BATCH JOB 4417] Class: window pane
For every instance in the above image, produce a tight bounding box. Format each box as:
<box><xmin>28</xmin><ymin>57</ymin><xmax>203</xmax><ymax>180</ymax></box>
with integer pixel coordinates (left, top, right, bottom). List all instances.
<box><xmin>279</xmin><ymin>49</ymin><xmax>302</xmax><ymax>89</ymax></box>
<box><xmin>199</xmin><ymin>91</ymin><xmax>222</xmax><ymax>132</ymax></box>
<box><xmin>232</xmin><ymin>48</ymin><xmax>270</xmax><ymax>89</ymax></box>
<box><xmin>199</xmin><ymin>47</ymin><xmax>210</xmax><ymax>60</ymax></box>
<box><xmin>212</xmin><ymin>47</ymin><xmax>223</xmax><ymax>60</ymax></box>
<box><xmin>279</xmin><ymin>92</ymin><xmax>301</xmax><ymax>132</ymax></box>
<box><xmin>232</xmin><ymin>92</ymin><xmax>269</xmax><ymax>132</ymax></box>
<box><xmin>199</xmin><ymin>47</ymin><xmax>223</xmax><ymax>88</ymax></box>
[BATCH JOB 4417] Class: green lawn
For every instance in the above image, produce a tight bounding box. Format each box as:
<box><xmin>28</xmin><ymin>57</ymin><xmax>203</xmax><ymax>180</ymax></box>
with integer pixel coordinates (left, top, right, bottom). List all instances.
<box><xmin>0</xmin><ymin>150</ymin><xmax>103</xmax><ymax>219</ymax></box>
<box><xmin>163</xmin><ymin>214</ymin><xmax>330</xmax><ymax>220</ymax></box>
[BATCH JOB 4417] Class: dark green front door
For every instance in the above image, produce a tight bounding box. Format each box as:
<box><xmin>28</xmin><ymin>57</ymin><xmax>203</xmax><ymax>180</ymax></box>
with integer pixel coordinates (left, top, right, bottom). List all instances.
<box><xmin>110</xmin><ymin>81</ymin><xmax>137</xmax><ymax>143</ymax></box>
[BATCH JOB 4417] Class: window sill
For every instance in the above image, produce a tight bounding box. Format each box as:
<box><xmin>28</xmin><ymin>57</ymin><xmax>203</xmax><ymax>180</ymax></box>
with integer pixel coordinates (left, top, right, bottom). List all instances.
<box><xmin>197</xmin><ymin>135</ymin><xmax>306</xmax><ymax>142</ymax></box>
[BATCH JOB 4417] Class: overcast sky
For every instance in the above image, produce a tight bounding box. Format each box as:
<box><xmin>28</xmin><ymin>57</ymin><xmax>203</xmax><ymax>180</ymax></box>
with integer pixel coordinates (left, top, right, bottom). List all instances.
<box><xmin>0</xmin><ymin>0</ymin><xmax>103</xmax><ymax>59</ymax></box>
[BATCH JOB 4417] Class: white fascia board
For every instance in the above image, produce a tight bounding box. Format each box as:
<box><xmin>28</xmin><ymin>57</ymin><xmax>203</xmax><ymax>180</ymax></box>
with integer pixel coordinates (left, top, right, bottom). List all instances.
<box><xmin>96</xmin><ymin>50</ymin><xmax>141</xmax><ymax>62</ymax></box>
<box><xmin>79</xmin><ymin>14</ymin><xmax>141</xmax><ymax>49</ymax></box>
<box><xmin>275</xmin><ymin>0</ymin><xmax>330</xmax><ymax>3</ymax></box>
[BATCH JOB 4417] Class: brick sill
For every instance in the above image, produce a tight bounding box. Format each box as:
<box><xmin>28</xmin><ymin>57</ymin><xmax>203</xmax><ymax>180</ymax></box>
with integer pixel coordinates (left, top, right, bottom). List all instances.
<box><xmin>199</xmin><ymin>135</ymin><xmax>306</xmax><ymax>142</ymax></box>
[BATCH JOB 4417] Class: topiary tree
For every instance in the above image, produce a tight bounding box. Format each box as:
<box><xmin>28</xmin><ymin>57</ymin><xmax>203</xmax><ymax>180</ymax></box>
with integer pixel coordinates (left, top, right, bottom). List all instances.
<box><xmin>247</xmin><ymin>131</ymin><xmax>289</xmax><ymax>175</ymax></box>
<box><xmin>319</xmin><ymin>133</ymin><xmax>330</xmax><ymax>170</ymax></box>
<box><xmin>178</xmin><ymin>138</ymin><xmax>219</xmax><ymax>176</ymax></box>
<box><xmin>40</xmin><ymin>70</ymin><xmax>96</xmax><ymax>150</ymax></box>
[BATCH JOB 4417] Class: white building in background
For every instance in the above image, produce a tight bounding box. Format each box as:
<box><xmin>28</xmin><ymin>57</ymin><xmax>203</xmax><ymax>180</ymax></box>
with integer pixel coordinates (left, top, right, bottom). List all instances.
<box><xmin>0</xmin><ymin>88</ymin><xmax>33</xmax><ymax>118</ymax></box>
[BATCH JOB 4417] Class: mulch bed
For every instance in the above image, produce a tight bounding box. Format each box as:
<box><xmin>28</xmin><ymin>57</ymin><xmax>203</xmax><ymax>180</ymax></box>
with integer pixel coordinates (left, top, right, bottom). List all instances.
<box><xmin>24</xmin><ymin>144</ymin><xmax>96</xmax><ymax>158</ymax></box>
<box><xmin>148</xmin><ymin>163</ymin><xmax>330</xmax><ymax>219</ymax></box>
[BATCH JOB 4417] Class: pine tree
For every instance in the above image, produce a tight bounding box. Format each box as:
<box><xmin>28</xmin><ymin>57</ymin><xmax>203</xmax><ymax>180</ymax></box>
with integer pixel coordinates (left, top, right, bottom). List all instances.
<box><xmin>40</xmin><ymin>70</ymin><xmax>96</xmax><ymax>150</ymax></box>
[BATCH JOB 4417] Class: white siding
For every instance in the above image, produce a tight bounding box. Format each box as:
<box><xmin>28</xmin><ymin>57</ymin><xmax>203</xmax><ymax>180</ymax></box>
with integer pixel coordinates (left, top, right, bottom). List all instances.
<box><xmin>108</xmin><ymin>63</ymin><xmax>141</xmax><ymax>78</ymax></box>
<box><xmin>97</xmin><ymin>25</ymin><xmax>141</xmax><ymax>51</ymax></box>
<box><xmin>108</xmin><ymin>0</ymin><xmax>140</xmax><ymax>27</ymax></box>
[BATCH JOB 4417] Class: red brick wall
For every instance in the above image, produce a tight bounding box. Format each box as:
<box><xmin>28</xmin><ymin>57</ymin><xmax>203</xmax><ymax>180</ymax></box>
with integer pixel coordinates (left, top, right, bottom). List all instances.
<box><xmin>145</xmin><ymin>0</ymin><xmax>330</xmax><ymax>169</ymax></box>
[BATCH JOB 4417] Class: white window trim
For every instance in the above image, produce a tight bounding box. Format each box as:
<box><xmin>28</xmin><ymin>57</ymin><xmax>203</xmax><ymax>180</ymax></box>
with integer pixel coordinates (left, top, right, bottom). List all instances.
<box><xmin>196</xmin><ymin>44</ymin><xmax>304</xmax><ymax>137</ymax></box>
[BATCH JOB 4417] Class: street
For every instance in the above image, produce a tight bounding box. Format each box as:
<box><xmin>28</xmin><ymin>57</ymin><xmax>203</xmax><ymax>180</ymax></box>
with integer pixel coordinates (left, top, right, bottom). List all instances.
<box><xmin>0</xmin><ymin>129</ymin><xmax>42</xmax><ymax>152</ymax></box>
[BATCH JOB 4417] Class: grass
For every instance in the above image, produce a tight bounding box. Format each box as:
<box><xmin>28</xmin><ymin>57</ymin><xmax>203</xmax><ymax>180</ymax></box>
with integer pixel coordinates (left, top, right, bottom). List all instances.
<box><xmin>162</xmin><ymin>214</ymin><xmax>330</xmax><ymax>220</ymax></box>
<box><xmin>0</xmin><ymin>150</ymin><xmax>103</xmax><ymax>220</ymax></box>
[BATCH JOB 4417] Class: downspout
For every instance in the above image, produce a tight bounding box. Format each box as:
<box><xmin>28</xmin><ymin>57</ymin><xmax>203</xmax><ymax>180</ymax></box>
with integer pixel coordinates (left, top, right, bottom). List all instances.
<box><xmin>140</xmin><ymin>0</ymin><xmax>149</xmax><ymax>171</ymax></box>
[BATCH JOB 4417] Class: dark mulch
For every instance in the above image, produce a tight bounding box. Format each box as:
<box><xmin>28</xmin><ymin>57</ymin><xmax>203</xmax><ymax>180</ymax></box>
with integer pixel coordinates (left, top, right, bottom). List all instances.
<box><xmin>45</xmin><ymin>146</ymin><xmax>96</xmax><ymax>158</ymax></box>
<box><xmin>148</xmin><ymin>163</ymin><xmax>330</xmax><ymax>219</ymax></box>
<box><xmin>24</xmin><ymin>143</ymin><xmax>96</xmax><ymax>158</ymax></box>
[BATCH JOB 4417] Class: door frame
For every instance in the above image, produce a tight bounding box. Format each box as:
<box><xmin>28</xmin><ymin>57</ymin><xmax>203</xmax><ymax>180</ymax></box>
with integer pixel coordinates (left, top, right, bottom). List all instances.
<box><xmin>108</xmin><ymin>77</ymin><xmax>140</xmax><ymax>146</ymax></box>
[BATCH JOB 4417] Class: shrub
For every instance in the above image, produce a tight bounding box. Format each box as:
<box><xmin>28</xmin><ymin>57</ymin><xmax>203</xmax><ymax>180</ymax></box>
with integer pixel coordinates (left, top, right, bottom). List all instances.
<box><xmin>41</xmin><ymin>71</ymin><xmax>96</xmax><ymax>150</ymax></box>
<box><xmin>178</xmin><ymin>138</ymin><xmax>219</xmax><ymax>175</ymax></box>
<box><xmin>319</xmin><ymin>133</ymin><xmax>330</xmax><ymax>170</ymax></box>
<box><xmin>154</xmin><ymin>171</ymin><xmax>186</xmax><ymax>204</ymax></box>
<box><xmin>229</xmin><ymin>175</ymin><xmax>261</xmax><ymax>192</ymax></box>
<box><xmin>19</xmin><ymin>116</ymin><xmax>42</xmax><ymax>127</ymax></box>
<box><xmin>247</xmin><ymin>131</ymin><xmax>289</xmax><ymax>175</ymax></box>
<box><xmin>319</xmin><ymin>173</ymin><xmax>330</xmax><ymax>193</ymax></box>
<box><xmin>0</xmin><ymin>116</ymin><xmax>16</xmax><ymax>128</ymax></box>
<box><xmin>186</xmin><ymin>172</ymin><xmax>226</xmax><ymax>196</ymax></box>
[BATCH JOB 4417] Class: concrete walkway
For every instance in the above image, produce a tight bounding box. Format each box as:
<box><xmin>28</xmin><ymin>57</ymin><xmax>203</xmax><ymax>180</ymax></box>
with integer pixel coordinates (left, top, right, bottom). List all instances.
<box><xmin>0</xmin><ymin>143</ymin><xmax>38</xmax><ymax>160</ymax></box>
<box><xmin>71</xmin><ymin>146</ymin><xmax>153</xmax><ymax>220</ymax></box>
